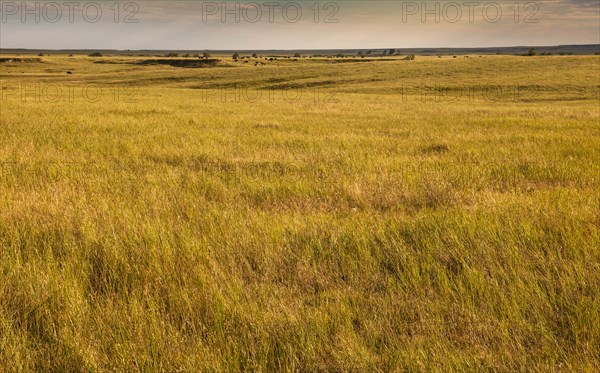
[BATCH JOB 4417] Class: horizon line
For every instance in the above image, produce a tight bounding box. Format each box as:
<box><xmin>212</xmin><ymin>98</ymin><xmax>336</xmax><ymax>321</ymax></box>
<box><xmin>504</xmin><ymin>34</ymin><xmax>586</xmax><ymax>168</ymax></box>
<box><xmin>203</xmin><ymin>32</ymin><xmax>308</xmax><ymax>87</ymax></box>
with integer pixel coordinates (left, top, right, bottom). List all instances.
<box><xmin>2</xmin><ymin>44</ymin><xmax>599</xmax><ymax>53</ymax></box>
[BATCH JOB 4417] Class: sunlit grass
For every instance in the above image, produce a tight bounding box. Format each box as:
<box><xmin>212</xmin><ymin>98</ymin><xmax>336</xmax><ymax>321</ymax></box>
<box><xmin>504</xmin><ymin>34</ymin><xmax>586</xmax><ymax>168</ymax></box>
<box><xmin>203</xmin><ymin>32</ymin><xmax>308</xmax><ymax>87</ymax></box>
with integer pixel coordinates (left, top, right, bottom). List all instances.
<box><xmin>0</xmin><ymin>55</ymin><xmax>599</xmax><ymax>371</ymax></box>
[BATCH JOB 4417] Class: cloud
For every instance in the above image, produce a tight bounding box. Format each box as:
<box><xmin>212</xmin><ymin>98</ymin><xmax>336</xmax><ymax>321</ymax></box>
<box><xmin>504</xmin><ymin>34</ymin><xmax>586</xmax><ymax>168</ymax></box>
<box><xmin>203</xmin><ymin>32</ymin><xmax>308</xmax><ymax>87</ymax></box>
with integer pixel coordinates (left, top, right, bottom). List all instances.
<box><xmin>1</xmin><ymin>0</ymin><xmax>598</xmax><ymax>49</ymax></box>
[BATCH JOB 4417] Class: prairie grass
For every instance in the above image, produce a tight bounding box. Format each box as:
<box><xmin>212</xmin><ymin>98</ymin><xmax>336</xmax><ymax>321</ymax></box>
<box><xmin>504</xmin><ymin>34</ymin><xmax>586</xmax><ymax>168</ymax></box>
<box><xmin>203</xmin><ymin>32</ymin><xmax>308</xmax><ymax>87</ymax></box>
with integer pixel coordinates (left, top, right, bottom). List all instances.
<box><xmin>0</xmin><ymin>55</ymin><xmax>599</xmax><ymax>371</ymax></box>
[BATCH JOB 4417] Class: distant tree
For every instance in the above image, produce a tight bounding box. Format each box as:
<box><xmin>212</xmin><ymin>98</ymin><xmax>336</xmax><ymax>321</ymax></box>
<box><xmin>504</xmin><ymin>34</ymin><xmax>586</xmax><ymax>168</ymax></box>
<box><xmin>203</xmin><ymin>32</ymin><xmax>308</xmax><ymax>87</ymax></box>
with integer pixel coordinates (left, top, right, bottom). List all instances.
<box><xmin>203</xmin><ymin>52</ymin><xmax>211</xmax><ymax>59</ymax></box>
<box><xmin>366</xmin><ymin>50</ymin><xmax>372</xmax><ymax>55</ymax></box>
<box><xmin>183</xmin><ymin>54</ymin><xmax>190</xmax><ymax>58</ymax></box>
<box><xmin>389</xmin><ymin>49</ymin><xmax>396</xmax><ymax>56</ymax></box>
<box><xmin>88</xmin><ymin>52</ymin><xmax>102</xmax><ymax>57</ymax></box>
<box><xmin>166</xmin><ymin>52</ymin><xmax>179</xmax><ymax>57</ymax></box>
<box><xmin>232</xmin><ymin>52</ymin><xmax>240</xmax><ymax>59</ymax></box>
<box><xmin>382</xmin><ymin>50</ymin><xmax>387</xmax><ymax>56</ymax></box>
<box><xmin>252</xmin><ymin>53</ymin><xmax>258</xmax><ymax>58</ymax></box>
<box><xmin>37</xmin><ymin>53</ymin><xmax>44</xmax><ymax>57</ymax></box>
<box><xmin>527</xmin><ymin>48</ymin><xmax>538</xmax><ymax>56</ymax></box>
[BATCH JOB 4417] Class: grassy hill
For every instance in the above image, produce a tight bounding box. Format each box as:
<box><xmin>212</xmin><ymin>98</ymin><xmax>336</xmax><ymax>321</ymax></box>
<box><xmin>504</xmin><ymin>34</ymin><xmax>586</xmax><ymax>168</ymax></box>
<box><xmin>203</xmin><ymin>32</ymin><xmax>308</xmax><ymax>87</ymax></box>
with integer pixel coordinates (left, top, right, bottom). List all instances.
<box><xmin>1</xmin><ymin>54</ymin><xmax>599</xmax><ymax>371</ymax></box>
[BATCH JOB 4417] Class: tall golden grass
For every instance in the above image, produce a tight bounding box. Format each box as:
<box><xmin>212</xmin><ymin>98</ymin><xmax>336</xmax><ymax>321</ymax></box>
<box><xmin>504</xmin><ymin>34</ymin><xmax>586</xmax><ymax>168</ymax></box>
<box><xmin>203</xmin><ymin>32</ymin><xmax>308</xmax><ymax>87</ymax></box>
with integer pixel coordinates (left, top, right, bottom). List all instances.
<box><xmin>0</xmin><ymin>54</ymin><xmax>599</xmax><ymax>371</ymax></box>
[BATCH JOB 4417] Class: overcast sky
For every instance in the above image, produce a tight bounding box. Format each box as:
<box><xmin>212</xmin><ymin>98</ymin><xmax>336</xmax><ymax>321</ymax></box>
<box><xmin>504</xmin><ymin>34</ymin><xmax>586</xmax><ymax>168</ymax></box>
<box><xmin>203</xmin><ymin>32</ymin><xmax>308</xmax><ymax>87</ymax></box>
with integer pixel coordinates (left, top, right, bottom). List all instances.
<box><xmin>1</xmin><ymin>0</ymin><xmax>599</xmax><ymax>50</ymax></box>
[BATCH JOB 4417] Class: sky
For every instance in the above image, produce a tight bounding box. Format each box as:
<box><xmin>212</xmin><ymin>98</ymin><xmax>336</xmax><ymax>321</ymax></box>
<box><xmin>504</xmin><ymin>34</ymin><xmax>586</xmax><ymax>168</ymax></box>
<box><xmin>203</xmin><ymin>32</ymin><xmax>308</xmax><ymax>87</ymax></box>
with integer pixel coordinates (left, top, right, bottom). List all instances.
<box><xmin>1</xmin><ymin>0</ymin><xmax>599</xmax><ymax>50</ymax></box>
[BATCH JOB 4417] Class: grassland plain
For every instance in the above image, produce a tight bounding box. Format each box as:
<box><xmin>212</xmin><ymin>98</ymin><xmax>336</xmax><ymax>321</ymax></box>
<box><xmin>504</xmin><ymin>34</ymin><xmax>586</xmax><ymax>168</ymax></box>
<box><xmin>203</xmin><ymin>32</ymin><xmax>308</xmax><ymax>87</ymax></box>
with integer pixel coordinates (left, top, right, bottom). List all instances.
<box><xmin>0</xmin><ymin>54</ymin><xmax>599</xmax><ymax>371</ymax></box>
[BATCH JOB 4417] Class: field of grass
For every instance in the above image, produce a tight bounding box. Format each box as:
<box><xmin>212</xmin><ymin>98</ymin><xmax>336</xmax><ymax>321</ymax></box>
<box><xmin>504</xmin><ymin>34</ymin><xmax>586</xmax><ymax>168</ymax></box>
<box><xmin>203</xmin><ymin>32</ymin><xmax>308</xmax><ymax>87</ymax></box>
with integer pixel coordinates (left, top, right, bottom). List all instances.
<box><xmin>0</xmin><ymin>54</ymin><xmax>599</xmax><ymax>371</ymax></box>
